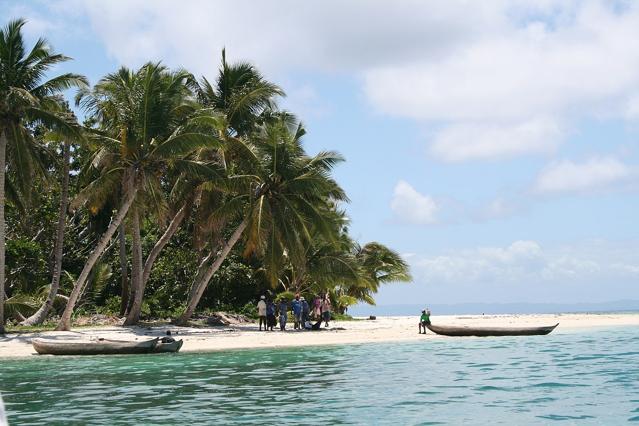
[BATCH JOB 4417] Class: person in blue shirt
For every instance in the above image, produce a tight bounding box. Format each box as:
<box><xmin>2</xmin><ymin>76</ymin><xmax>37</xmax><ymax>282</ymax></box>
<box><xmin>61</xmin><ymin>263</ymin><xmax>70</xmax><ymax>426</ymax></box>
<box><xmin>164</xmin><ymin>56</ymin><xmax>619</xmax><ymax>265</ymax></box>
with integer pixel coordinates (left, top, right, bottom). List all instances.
<box><xmin>278</xmin><ymin>299</ymin><xmax>288</xmax><ymax>331</ymax></box>
<box><xmin>291</xmin><ymin>295</ymin><xmax>303</xmax><ymax>329</ymax></box>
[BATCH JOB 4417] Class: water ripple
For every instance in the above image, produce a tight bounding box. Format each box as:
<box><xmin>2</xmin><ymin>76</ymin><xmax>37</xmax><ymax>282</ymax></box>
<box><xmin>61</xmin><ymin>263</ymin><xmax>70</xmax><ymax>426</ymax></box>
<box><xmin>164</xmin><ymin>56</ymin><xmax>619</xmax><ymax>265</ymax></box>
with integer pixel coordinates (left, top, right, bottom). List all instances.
<box><xmin>1</xmin><ymin>326</ymin><xmax>638</xmax><ymax>424</ymax></box>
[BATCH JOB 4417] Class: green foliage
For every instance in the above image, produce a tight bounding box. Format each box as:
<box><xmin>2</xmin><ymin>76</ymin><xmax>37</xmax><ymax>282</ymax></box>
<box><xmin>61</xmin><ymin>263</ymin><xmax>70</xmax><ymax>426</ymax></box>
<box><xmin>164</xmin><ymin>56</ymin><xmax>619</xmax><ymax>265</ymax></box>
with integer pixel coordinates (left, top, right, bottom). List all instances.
<box><xmin>0</xmin><ymin>19</ymin><xmax>411</xmax><ymax>327</ymax></box>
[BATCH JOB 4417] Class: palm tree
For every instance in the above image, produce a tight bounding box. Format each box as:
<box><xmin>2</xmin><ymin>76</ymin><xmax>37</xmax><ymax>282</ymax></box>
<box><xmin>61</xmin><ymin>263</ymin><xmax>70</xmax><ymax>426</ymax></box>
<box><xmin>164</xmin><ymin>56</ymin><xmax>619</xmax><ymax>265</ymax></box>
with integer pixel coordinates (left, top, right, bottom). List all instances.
<box><xmin>334</xmin><ymin>242</ymin><xmax>412</xmax><ymax>313</ymax></box>
<box><xmin>56</xmin><ymin>62</ymin><xmax>220</xmax><ymax>330</ymax></box>
<box><xmin>137</xmin><ymin>51</ymin><xmax>284</xmax><ymax>307</ymax></box>
<box><xmin>176</xmin><ymin>118</ymin><xmax>347</xmax><ymax>324</ymax></box>
<box><xmin>21</xmin><ymin>125</ymin><xmax>76</xmax><ymax>325</ymax></box>
<box><xmin>192</xmin><ymin>49</ymin><xmax>283</xmax><ymax>137</ymax></box>
<box><xmin>0</xmin><ymin>18</ymin><xmax>87</xmax><ymax>333</ymax></box>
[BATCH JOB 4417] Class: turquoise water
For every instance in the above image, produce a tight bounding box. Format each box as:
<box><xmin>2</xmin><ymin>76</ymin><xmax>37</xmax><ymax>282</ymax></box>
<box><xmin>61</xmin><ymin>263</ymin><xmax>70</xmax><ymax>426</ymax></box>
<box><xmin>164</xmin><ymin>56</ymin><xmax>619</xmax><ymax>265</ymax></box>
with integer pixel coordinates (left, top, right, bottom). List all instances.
<box><xmin>2</xmin><ymin>326</ymin><xmax>639</xmax><ymax>425</ymax></box>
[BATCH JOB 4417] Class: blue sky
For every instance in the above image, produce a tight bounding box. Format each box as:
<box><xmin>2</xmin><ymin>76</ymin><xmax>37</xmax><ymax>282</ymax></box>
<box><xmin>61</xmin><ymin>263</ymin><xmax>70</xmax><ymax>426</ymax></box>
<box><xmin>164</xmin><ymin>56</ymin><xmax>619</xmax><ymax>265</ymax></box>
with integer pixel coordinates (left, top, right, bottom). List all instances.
<box><xmin>3</xmin><ymin>0</ymin><xmax>639</xmax><ymax>307</ymax></box>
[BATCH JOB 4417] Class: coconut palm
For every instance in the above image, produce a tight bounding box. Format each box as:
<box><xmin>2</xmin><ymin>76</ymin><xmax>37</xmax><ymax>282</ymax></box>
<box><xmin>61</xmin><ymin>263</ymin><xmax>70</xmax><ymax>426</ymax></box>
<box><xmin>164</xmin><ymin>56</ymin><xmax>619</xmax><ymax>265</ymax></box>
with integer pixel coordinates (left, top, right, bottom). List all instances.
<box><xmin>138</xmin><ymin>51</ymin><xmax>284</xmax><ymax>308</ymax></box>
<box><xmin>56</xmin><ymin>62</ymin><xmax>220</xmax><ymax>330</ymax></box>
<box><xmin>0</xmin><ymin>18</ymin><xmax>87</xmax><ymax>333</ymax></box>
<box><xmin>333</xmin><ymin>242</ymin><xmax>412</xmax><ymax>313</ymax></box>
<box><xmin>177</xmin><ymin>118</ymin><xmax>347</xmax><ymax>324</ymax></box>
<box><xmin>21</xmin><ymin>127</ymin><xmax>75</xmax><ymax>325</ymax></box>
<box><xmin>192</xmin><ymin>49</ymin><xmax>283</xmax><ymax>137</ymax></box>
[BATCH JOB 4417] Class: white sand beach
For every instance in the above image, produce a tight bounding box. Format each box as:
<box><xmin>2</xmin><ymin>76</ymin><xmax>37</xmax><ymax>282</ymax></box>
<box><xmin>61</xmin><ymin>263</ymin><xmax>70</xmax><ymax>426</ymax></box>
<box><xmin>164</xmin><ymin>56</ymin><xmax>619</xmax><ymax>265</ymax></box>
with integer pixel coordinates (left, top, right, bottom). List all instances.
<box><xmin>1</xmin><ymin>313</ymin><xmax>638</xmax><ymax>358</ymax></box>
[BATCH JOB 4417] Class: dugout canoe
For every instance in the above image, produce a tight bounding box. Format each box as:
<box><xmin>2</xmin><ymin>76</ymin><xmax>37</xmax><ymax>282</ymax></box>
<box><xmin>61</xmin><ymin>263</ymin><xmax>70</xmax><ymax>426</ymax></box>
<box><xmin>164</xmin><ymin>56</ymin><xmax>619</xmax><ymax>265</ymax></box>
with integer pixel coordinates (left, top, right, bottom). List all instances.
<box><xmin>425</xmin><ymin>323</ymin><xmax>559</xmax><ymax>337</ymax></box>
<box><xmin>32</xmin><ymin>337</ymin><xmax>159</xmax><ymax>355</ymax></box>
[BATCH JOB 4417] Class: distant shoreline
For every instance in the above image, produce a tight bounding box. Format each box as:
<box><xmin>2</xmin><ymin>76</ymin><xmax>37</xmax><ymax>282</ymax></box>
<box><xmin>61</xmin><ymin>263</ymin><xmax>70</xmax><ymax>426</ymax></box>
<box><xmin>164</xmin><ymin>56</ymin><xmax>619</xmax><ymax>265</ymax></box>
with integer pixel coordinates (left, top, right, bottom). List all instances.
<box><xmin>348</xmin><ymin>301</ymin><xmax>639</xmax><ymax>316</ymax></box>
<box><xmin>2</xmin><ymin>313</ymin><xmax>638</xmax><ymax>358</ymax></box>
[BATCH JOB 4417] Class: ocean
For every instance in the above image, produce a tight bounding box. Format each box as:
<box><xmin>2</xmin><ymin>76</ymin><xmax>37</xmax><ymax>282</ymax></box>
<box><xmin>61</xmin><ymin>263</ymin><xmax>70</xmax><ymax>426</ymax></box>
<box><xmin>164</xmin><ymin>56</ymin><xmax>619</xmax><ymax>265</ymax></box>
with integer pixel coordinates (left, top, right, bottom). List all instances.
<box><xmin>1</xmin><ymin>325</ymin><xmax>638</xmax><ymax>425</ymax></box>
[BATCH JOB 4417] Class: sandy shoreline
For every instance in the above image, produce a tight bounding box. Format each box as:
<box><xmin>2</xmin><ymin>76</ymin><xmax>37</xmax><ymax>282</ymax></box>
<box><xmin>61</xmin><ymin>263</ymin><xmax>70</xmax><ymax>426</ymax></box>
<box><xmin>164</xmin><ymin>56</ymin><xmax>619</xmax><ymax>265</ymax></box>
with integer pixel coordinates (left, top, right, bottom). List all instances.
<box><xmin>1</xmin><ymin>313</ymin><xmax>638</xmax><ymax>358</ymax></box>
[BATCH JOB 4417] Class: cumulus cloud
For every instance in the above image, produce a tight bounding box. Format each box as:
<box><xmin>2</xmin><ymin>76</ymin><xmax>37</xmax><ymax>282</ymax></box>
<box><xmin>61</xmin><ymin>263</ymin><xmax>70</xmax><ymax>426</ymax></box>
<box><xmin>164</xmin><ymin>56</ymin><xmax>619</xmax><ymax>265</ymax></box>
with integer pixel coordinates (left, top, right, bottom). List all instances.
<box><xmin>390</xmin><ymin>180</ymin><xmax>438</xmax><ymax>225</ymax></box>
<box><xmin>411</xmin><ymin>239</ymin><xmax>639</xmax><ymax>285</ymax></box>
<box><xmin>13</xmin><ymin>0</ymin><xmax>639</xmax><ymax>164</ymax></box>
<box><xmin>70</xmin><ymin>0</ymin><xmax>639</xmax><ymax>163</ymax></box>
<box><xmin>534</xmin><ymin>157</ymin><xmax>637</xmax><ymax>194</ymax></box>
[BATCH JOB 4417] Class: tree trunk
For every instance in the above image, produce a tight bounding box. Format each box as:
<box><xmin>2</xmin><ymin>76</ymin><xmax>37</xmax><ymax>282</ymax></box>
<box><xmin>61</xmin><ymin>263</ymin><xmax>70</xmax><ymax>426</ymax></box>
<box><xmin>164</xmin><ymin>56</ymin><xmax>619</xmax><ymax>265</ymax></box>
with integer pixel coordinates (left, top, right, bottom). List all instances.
<box><xmin>177</xmin><ymin>218</ymin><xmax>248</xmax><ymax>325</ymax></box>
<box><xmin>22</xmin><ymin>139</ymin><xmax>71</xmax><ymax>326</ymax></box>
<box><xmin>0</xmin><ymin>128</ymin><xmax>6</xmax><ymax>334</ymax></box>
<box><xmin>121</xmin><ymin>203</ymin><xmax>188</xmax><ymax>325</ymax></box>
<box><xmin>123</xmin><ymin>207</ymin><xmax>143</xmax><ymax>325</ymax></box>
<box><xmin>56</xmin><ymin>172</ymin><xmax>138</xmax><ymax>331</ymax></box>
<box><xmin>118</xmin><ymin>223</ymin><xmax>129</xmax><ymax>316</ymax></box>
<box><xmin>142</xmin><ymin>203</ymin><xmax>187</xmax><ymax>286</ymax></box>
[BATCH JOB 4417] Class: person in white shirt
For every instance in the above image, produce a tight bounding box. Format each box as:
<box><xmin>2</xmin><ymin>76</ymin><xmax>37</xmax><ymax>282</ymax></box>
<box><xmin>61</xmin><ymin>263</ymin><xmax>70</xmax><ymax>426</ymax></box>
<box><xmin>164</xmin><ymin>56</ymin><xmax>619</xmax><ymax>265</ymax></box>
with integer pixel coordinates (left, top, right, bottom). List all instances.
<box><xmin>257</xmin><ymin>295</ymin><xmax>267</xmax><ymax>331</ymax></box>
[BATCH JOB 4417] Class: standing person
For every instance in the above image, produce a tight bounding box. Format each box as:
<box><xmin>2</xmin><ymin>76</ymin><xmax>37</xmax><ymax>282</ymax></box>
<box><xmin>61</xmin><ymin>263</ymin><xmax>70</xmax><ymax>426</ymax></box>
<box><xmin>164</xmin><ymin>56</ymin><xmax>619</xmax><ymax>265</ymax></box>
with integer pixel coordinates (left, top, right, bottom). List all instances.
<box><xmin>266</xmin><ymin>299</ymin><xmax>276</xmax><ymax>331</ymax></box>
<box><xmin>257</xmin><ymin>295</ymin><xmax>267</xmax><ymax>331</ymax></box>
<box><xmin>418</xmin><ymin>309</ymin><xmax>431</xmax><ymax>334</ymax></box>
<box><xmin>312</xmin><ymin>295</ymin><xmax>322</xmax><ymax>319</ymax></box>
<box><xmin>278</xmin><ymin>298</ymin><xmax>288</xmax><ymax>331</ymax></box>
<box><xmin>321</xmin><ymin>294</ymin><xmax>332</xmax><ymax>327</ymax></box>
<box><xmin>291</xmin><ymin>295</ymin><xmax>302</xmax><ymax>330</ymax></box>
<box><xmin>301</xmin><ymin>297</ymin><xmax>310</xmax><ymax>323</ymax></box>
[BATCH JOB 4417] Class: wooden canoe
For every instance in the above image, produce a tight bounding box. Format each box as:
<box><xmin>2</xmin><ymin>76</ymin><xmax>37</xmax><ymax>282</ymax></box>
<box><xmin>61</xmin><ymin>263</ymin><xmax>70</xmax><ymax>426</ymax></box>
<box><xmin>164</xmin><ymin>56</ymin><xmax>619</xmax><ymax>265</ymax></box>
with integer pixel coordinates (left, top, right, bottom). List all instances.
<box><xmin>153</xmin><ymin>338</ymin><xmax>183</xmax><ymax>353</ymax></box>
<box><xmin>32</xmin><ymin>337</ymin><xmax>159</xmax><ymax>355</ymax></box>
<box><xmin>426</xmin><ymin>323</ymin><xmax>559</xmax><ymax>337</ymax></box>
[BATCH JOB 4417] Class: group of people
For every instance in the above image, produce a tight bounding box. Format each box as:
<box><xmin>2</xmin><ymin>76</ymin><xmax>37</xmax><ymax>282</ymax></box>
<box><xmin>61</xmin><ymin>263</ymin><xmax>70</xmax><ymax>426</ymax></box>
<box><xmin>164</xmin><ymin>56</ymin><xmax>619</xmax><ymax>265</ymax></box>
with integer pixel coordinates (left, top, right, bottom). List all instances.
<box><xmin>257</xmin><ymin>294</ymin><xmax>333</xmax><ymax>331</ymax></box>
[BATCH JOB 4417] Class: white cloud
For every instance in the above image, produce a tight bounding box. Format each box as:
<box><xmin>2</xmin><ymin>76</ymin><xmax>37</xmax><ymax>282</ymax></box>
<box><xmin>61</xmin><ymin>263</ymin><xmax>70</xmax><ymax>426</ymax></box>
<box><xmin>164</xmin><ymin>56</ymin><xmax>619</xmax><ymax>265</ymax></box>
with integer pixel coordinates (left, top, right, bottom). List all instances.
<box><xmin>364</xmin><ymin>2</ymin><xmax>639</xmax><ymax>121</ymax></box>
<box><xmin>429</xmin><ymin>118</ymin><xmax>562</xmax><ymax>162</ymax></box>
<box><xmin>13</xmin><ymin>0</ymin><xmax>639</xmax><ymax>164</ymax></box>
<box><xmin>411</xmin><ymin>239</ymin><xmax>639</xmax><ymax>285</ymax></box>
<box><xmin>390</xmin><ymin>180</ymin><xmax>438</xmax><ymax>225</ymax></box>
<box><xmin>534</xmin><ymin>157</ymin><xmax>636</xmax><ymax>194</ymax></box>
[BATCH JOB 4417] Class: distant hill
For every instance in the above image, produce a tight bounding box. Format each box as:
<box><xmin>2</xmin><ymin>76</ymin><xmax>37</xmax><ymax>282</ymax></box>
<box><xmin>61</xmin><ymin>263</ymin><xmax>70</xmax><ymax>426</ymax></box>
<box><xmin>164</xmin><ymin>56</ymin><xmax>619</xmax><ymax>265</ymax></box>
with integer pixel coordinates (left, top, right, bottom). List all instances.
<box><xmin>348</xmin><ymin>300</ymin><xmax>639</xmax><ymax>316</ymax></box>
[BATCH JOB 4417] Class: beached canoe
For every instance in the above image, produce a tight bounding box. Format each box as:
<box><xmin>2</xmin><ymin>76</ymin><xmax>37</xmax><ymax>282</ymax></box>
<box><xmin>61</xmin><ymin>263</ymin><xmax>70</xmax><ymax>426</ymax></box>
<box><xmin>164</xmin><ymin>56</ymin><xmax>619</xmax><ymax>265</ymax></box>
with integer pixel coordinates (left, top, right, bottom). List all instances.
<box><xmin>32</xmin><ymin>337</ymin><xmax>159</xmax><ymax>355</ymax></box>
<box><xmin>426</xmin><ymin>323</ymin><xmax>559</xmax><ymax>337</ymax></box>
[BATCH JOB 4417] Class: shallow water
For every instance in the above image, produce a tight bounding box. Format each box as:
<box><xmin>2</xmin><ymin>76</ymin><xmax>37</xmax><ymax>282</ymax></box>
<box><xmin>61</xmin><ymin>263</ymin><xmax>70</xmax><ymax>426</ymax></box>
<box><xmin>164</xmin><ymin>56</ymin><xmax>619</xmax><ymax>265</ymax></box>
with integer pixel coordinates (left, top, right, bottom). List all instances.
<box><xmin>2</xmin><ymin>326</ymin><xmax>639</xmax><ymax>425</ymax></box>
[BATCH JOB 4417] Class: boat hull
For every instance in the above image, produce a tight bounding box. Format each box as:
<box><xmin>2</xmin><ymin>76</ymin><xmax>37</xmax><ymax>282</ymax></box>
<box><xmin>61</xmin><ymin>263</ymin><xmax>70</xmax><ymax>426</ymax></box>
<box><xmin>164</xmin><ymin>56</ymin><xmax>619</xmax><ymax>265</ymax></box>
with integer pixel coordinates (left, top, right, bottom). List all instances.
<box><xmin>426</xmin><ymin>323</ymin><xmax>559</xmax><ymax>337</ymax></box>
<box><xmin>32</xmin><ymin>338</ymin><xmax>159</xmax><ymax>355</ymax></box>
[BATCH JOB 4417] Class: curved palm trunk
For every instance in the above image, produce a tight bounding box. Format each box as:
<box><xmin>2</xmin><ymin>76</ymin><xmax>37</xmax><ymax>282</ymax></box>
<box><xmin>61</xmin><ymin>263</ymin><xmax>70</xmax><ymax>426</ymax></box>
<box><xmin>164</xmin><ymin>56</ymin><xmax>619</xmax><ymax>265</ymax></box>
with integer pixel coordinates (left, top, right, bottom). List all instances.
<box><xmin>56</xmin><ymin>173</ymin><xmax>138</xmax><ymax>331</ymax></box>
<box><xmin>21</xmin><ymin>139</ymin><xmax>71</xmax><ymax>326</ymax></box>
<box><xmin>124</xmin><ymin>202</ymin><xmax>188</xmax><ymax>325</ymax></box>
<box><xmin>141</xmin><ymin>203</ymin><xmax>187</xmax><ymax>286</ymax></box>
<box><xmin>0</xmin><ymin>128</ymin><xmax>7</xmax><ymax>334</ymax></box>
<box><xmin>176</xmin><ymin>218</ymin><xmax>248</xmax><ymax>325</ymax></box>
<box><xmin>123</xmin><ymin>207</ymin><xmax>143</xmax><ymax>325</ymax></box>
<box><xmin>118</xmin><ymin>223</ymin><xmax>129</xmax><ymax>316</ymax></box>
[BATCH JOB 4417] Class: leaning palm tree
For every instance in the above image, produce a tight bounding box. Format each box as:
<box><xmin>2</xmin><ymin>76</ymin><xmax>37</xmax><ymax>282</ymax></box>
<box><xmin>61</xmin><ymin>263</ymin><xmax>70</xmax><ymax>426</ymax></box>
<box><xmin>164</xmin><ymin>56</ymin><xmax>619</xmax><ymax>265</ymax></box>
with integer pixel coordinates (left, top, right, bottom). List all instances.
<box><xmin>138</xmin><ymin>51</ymin><xmax>284</xmax><ymax>304</ymax></box>
<box><xmin>0</xmin><ymin>18</ymin><xmax>87</xmax><ymax>333</ymax></box>
<box><xmin>21</xmin><ymin>125</ymin><xmax>77</xmax><ymax>325</ymax></box>
<box><xmin>176</xmin><ymin>118</ymin><xmax>347</xmax><ymax>324</ymax></box>
<box><xmin>56</xmin><ymin>62</ymin><xmax>220</xmax><ymax>330</ymax></box>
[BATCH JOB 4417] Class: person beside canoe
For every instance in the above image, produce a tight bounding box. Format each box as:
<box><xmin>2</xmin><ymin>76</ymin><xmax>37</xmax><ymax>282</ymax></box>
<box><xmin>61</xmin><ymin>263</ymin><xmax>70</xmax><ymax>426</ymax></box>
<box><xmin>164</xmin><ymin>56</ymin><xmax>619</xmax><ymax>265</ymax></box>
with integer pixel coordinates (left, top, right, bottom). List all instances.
<box><xmin>419</xmin><ymin>309</ymin><xmax>431</xmax><ymax>334</ymax></box>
